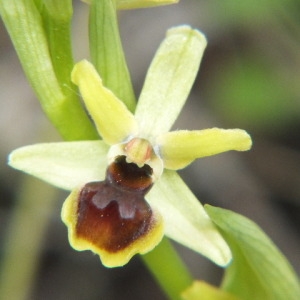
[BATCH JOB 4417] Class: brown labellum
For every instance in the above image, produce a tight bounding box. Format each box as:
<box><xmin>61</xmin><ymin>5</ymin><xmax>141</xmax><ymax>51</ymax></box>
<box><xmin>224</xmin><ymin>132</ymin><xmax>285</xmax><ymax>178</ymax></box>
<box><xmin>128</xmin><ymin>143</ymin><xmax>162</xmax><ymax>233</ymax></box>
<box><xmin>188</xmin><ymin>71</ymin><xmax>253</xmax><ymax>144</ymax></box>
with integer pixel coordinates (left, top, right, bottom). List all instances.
<box><xmin>75</xmin><ymin>156</ymin><xmax>156</xmax><ymax>252</ymax></box>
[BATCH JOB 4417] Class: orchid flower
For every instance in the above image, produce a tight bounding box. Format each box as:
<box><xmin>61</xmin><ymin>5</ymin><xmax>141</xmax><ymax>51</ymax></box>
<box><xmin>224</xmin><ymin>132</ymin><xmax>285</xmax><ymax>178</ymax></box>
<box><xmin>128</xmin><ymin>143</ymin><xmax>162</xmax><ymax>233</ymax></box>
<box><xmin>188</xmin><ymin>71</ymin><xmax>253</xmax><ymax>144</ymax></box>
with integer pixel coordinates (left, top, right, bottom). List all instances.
<box><xmin>8</xmin><ymin>26</ymin><xmax>252</xmax><ymax>268</ymax></box>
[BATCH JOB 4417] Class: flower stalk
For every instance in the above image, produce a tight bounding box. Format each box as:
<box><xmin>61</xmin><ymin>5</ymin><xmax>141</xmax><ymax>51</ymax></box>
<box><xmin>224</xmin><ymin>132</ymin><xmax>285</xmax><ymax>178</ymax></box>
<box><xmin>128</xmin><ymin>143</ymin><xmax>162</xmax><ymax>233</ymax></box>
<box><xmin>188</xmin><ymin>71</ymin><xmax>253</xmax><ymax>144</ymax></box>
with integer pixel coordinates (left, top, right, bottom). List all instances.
<box><xmin>41</xmin><ymin>0</ymin><xmax>74</xmax><ymax>96</ymax></box>
<box><xmin>0</xmin><ymin>0</ymin><xmax>98</xmax><ymax>140</ymax></box>
<box><xmin>142</xmin><ymin>238</ymin><xmax>193</xmax><ymax>300</ymax></box>
<box><xmin>89</xmin><ymin>0</ymin><xmax>136</xmax><ymax>111</ymax></box>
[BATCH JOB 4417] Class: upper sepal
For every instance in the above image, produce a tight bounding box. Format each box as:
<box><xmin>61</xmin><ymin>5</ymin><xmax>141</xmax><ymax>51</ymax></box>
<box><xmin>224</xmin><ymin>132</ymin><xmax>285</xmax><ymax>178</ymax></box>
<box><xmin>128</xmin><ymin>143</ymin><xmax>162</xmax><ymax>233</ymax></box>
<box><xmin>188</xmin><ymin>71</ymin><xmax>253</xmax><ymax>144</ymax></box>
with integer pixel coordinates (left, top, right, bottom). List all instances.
<box><xmin>135</xmin><ymin>26</ymin><xmax>207</xmax><ymax>140</ymax></box>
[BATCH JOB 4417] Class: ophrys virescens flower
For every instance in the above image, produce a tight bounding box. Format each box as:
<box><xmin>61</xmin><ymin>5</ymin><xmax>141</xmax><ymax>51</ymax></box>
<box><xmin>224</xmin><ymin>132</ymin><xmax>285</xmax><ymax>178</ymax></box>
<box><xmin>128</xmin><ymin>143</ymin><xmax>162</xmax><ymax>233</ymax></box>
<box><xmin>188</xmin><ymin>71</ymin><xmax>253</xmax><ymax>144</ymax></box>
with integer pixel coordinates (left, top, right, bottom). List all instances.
<box><xmin>9</xmin><ymin>26</ymin><xmax>252</xmax><ymax>267</ymax></box>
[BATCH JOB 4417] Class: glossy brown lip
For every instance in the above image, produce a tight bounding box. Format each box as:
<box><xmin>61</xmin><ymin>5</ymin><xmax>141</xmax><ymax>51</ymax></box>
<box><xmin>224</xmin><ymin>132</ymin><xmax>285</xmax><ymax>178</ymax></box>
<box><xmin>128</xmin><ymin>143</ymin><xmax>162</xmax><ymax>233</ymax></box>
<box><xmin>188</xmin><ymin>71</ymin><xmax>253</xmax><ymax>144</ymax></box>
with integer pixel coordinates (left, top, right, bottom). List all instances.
<box><xmin>75</xmin><ymin>156</ymin><xmax>155</xmax><ymax>252</ymax></box>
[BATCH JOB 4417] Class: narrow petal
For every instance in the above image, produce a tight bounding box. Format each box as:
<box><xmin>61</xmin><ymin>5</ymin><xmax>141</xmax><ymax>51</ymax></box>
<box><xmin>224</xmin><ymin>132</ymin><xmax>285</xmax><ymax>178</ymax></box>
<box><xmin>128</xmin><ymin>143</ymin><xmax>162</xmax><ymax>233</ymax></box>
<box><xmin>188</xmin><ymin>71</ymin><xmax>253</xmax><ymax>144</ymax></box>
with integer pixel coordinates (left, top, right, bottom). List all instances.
<box><xmin>157</xmin><ymin>128</ymin><xmax>252</xmax><ymax>170</ymax></box>
<box><xmin>147</xmin><ymin>170</ymin><xmax>232</xmax><ymax>266</ymax></box>
<box><xmin>72</xmin><ymin>60</ymin><xmax>138</xmax><ymax>145</ymax></box>
<box><xmin>116</xmin><ymin>0</ymin><xmax>178</xmax><ymax>9</ymax></box>
<box><xmin>8</xmin><ymin>141</ymin><xmax>108</xmax><ymax>190</ymax></box>
<box><xmin>62</xmin><ymin>158</ymin><xmax>164</xmax><ymax>267</ymax></box>
<box><xmin>135</xmin><ymin>26</ymin><xmax>207</xmax><ymax>139</ymax></box>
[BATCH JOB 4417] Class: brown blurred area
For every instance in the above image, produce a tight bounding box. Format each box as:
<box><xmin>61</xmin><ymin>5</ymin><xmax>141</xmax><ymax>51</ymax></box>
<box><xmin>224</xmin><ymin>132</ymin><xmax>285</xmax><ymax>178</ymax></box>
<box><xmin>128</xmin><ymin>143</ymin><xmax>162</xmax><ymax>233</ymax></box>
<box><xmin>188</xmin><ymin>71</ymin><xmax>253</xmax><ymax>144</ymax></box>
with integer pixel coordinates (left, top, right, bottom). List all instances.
<box><xmin>1</xmin><ymin>1</ymin><xmax>300</xmax><ymax>299</ymax></box>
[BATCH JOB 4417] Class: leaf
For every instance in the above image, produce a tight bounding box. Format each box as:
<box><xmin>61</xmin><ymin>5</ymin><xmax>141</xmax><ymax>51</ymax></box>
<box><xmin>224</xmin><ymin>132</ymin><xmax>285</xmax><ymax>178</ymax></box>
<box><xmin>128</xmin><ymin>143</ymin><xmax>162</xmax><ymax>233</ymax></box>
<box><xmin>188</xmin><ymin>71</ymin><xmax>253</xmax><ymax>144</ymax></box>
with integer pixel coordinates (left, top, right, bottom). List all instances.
<box><xmin>205</xmin><ymin>205</ymin><xmax>300</xmax><ymax>300</ymax></box>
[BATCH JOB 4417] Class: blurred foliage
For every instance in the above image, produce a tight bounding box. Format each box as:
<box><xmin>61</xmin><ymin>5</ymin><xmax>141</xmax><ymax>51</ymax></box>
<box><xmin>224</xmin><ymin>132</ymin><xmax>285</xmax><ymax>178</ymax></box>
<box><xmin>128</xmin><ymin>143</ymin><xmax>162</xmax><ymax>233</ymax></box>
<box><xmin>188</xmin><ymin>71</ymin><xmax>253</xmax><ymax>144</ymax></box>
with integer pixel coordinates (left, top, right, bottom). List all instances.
<box><xmin>203</xmin><ymin>0</ymin><xmax>300</xmax><ymax>135</ymax></box>
<box><xmin>210</xmin><ymin>54</ymin><xmax>298</xmax><ymax>133</ymax></box>
<box><xmin>214</xmin><ymin>0</ymin><xmax>296</xmax><ymax>27</ymax></box>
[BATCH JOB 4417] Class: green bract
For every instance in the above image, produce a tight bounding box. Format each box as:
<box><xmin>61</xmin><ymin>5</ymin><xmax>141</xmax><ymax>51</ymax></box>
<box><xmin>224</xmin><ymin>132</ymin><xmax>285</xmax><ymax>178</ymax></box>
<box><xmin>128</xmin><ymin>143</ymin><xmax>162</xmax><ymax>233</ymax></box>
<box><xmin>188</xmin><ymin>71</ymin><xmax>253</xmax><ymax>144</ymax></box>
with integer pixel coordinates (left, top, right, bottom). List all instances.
<box><xmin>206</xmin><ymin>206</ymin><xmax>300</xmax><ymax>300</ymax></box>
<box><xmin>9</xmin><ymin>26</ymin><xmax>252</xmax><ymax>267</ymax></box>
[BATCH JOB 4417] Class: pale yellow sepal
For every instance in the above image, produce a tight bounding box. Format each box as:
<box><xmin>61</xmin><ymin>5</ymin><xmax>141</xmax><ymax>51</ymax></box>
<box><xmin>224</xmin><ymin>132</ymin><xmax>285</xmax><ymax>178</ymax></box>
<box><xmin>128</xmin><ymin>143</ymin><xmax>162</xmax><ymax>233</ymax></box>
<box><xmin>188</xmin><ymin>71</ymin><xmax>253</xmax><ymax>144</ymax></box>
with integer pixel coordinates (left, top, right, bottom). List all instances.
<box><xmin>8</xmin><ymin>141</ymin><xmax>108</xmax><ymax>190</ymax></box>
<box><xmin>182</xmin><ymin>281</ymin><xmax>240</xmax><ymax>300</ymax></box>
<box><xmin>147</xmin><ymin>170</ymin><xmax>232</xmax><ymax>266</ymax></box>
<box><xmin>62</xmin><ymin>188</ymin><xmax>164</xmax><ymax>268</ymax></box>
<box><xmin>71</xmin><ymin>60</ymin><xmax>138</xmax><ymax>145</ymax></box>
<box><xmin>157</xmin><ymin>128</ymin><xmax>252</xmax><ymax>170</ymax></box>
<box><xmin>135</xmin><ymin>26</ymin><xmax>207</xmax><ymax>140</ymax></box>
<box><xmin>116</xmin><ymin>0</ymin><xmax>178</xmax><ymax>9</ymax></box>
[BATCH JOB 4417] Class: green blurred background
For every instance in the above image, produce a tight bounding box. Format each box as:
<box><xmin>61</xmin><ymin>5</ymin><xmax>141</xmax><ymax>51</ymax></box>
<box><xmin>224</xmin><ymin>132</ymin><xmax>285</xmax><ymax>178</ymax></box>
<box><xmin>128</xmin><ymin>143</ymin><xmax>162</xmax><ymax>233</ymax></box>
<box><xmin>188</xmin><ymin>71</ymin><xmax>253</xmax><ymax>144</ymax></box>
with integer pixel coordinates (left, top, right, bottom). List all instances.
<box><xmin>1</xmin><ymin>0</ymin><xmax>300</xmax><ymax>299</ymax></box>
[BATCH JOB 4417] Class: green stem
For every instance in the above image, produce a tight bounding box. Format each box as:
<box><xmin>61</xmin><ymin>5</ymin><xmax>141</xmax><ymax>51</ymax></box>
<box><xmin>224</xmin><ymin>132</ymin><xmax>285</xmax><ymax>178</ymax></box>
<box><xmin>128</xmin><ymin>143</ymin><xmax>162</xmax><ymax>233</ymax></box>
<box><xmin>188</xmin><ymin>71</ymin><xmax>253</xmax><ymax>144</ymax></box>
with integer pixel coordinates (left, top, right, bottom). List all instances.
<box><xmin>42</xmin><ymin>0</ymin><xmax>74</xmax><ymax>96</ymax></box>
<box><xmin>89</xmin><ymin>0</ymin><xmax>136</xmax><ymax>112</ymax></box>
<box><xmin>142</xmin><ymin>238</ymin><xmax>193</xmax><ymax>299</ymax></box>
<box><xmin>0</xmin><ymin>0</ymin><xmax>98</xmax><ymax>140</ymax></box>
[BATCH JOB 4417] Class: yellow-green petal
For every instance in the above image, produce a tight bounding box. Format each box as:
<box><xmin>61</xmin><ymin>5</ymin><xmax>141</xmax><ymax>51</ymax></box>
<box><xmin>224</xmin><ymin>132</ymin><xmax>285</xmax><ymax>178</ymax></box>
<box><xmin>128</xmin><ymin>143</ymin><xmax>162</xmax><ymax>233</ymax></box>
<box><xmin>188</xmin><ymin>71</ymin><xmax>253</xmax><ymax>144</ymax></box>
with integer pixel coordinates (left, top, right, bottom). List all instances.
<box><xmin>135</xmin><ymin>26</ymin><xmax>207</xmax><ymax>140</ymax></box>
<box><xmin>72</xmin><ymin>60</ymin><xmax>138</xmax><ymax>145</ymax></box>
<box><xmin>147</xmin><ymin>170</ymin><xmax>232</xmax><ymax>266</ymax></box>
<box><xmin>157</xmin><ymin>128</ymin><xmax>252</xmax><ymax>170</ymax></box>
<box><xmin>116</xmin><ymin>0</ymin><xmax>178</xmax><ymax>9</ymax></box>
<box><xmin>8</xmin><ymin>141</ymin><xmax>108</xmax><ymax>190</ymax></box>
